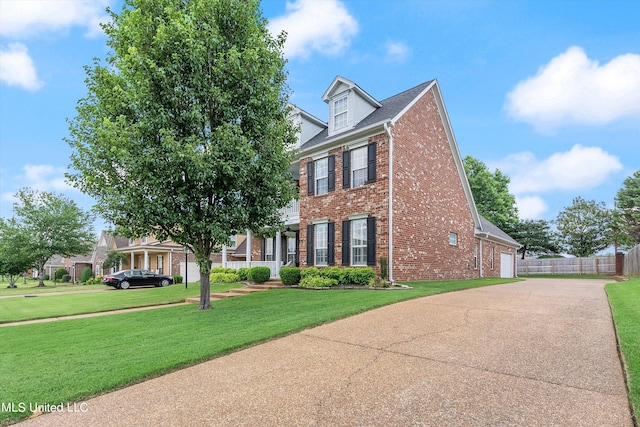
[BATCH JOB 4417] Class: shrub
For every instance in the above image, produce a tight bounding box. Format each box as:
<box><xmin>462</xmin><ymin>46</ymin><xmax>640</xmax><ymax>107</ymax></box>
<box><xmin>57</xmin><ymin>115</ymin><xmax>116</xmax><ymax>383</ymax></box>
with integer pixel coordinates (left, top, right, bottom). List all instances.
<box><xmin>210</xmin><ymin>272</ymin><xmax>240</xmax><ymax>283</ymax></box>
<box><xmin>86</xmin><ymin>275</ymin><xmax>103</xmax><ymax>285</ymax></box>
<box><xmin>172</xmin><ymin>275</ymin><xmax>183</xmax><ymax>284</ymax></box>
<box><xmin>350</xmin><ymin>267</ymin><xmax>376</xmax><ymax>285</ymax></box>
<box><xmin>300</xmin><ymin>267</ymin><xmax>320</xmax><ymax>278</ymax></box>
<box><xmin>210</xmin><ymin>267</ymin><xmax>236</xmax><ymax>274</ymax></box>
<box><xmin>248</xmin><ymin>266</ymin><xmax>271</xmax><ymax>283</ymax></box>
<box><xmin>299</xmin><ymin>276</ymin><xmax>337</xmax><ymax>288</ymax></box>
<box><xmin>80</xmin><ymin>267</ymin><xmax>93</xmax><ymax>283</ymax></box>
<box><xmin>279</xmin><ymin>267</ymin><xmax>300</xmax><ymax>285</ymax></box>
<box><xmin>61</xmin><ymin>274</ymin><xmax>71</xmax><ymax>283</ymax></box>
<box><xmin>237</xmin><ymin>267</ymin><xmax>250</xmax><ymax>281</ymax></box>
<box><xmin>54</xmin><ymin>268</ymin><xmax>67</xmax><ymax>281</ymax></box>
<box><xmin>43</xmin><ymin>274</ymin><xmax>50</xmax><ymax>281</ymax></box>
<box><xmin>322</xmin><ymin>267</ymin><xmax>344</xmax><ymax>283</ymax></box>
<box><xmin>379</xmin><ymin>256</ymin><xmax>388</xmax><ymax>280</ymax></box>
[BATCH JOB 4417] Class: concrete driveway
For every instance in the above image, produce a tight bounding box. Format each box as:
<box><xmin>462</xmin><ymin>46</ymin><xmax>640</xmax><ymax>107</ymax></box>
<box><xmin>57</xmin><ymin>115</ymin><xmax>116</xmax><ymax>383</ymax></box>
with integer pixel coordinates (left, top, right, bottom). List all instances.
<box><xmin>19</xmin><ymin>278</ymin><xmax>633</xmax><ymax>426</ymax></box>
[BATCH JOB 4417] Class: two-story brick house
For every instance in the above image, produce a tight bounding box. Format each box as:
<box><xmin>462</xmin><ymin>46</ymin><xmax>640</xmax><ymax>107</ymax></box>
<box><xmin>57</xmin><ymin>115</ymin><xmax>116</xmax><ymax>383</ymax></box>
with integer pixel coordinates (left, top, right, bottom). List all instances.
<box><xmin>249</xmin><ymin>76</ymin><xmax>519</xmax><ymax>281</ymax></box>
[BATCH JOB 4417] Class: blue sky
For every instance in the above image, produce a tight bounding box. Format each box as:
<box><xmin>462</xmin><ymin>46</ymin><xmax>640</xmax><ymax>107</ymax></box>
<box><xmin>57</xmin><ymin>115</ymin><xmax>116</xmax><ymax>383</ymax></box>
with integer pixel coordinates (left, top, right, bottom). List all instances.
<box><xmin>1</xmin><ymin>0</ymin><xmax>639</xmax><ymax>235</ymax></box>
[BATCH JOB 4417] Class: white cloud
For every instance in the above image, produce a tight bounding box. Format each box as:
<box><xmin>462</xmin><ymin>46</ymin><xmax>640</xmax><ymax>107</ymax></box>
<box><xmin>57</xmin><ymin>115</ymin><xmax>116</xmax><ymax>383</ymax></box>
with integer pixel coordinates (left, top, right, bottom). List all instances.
<box><xmin>19</xmin><ymin>164</ymin><xmax>74</xmax><ymax>193</ymax></box>
<box><xmin>268</xmin><ymin>0</ymin><xmax>358</xmax><ymax>59</ymax></box>
<box><xmin>0</xmin><ymin>43</ymin><xmax>43</xmax><ymax>91</ymax></box>
<box><xmin>385</xmin><ymin>41</ymin><xmax>409</xmax><ymax>63</ymax></box>
<box><xmin>505</xmin><ymin>46</ymin><xmax>640</xmax><ymax>131</ymax></box>
<box><xmin>0</xmin><ymin>0</ymin><xmax>110</xmax><ymax>38</ymax></box>
<box><xmin>515</xmin><ymin>196</ymin><xmax>548</xmax><ymax>220</ymax></box>
<box><xmin>493</xmin><ymin>145</ymin><xmax>623</xmax><ymax>195</ymax></box>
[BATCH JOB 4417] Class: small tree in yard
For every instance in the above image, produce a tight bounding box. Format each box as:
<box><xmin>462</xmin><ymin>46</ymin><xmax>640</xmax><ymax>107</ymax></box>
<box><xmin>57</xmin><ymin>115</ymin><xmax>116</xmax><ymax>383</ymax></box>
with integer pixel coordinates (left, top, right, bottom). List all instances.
<box><xmin>66</xmin><ymin>0</ymin><xmax>297</xmax><ymax>309</ymax></box>
<box><xmin>615</xmin><ymin>169</ymin><xmax>640</xmax><ymax>247</ymax></box>
<box><xmin>510</xmin><ymin>219</ymin><xmax>559</xmax><ymax>259</ymax></box>
<box><xmin>0</xmin><ymin>219</ymin><xmax>35</xmax><ymax>288</ymax></box>
<box><xmin>11</xmin><ymin>188</ymin><xmax>95</xmax><ymax>286</ymax></box>
<box><xmin>554</xmin><ymin>197</ymin><xmax>612</xmax><ymax>257</ymax></box>
<box><xmin>102</xmin><ymin>250</ymin><xmax>129</xmax><ymax>271</ymax></box>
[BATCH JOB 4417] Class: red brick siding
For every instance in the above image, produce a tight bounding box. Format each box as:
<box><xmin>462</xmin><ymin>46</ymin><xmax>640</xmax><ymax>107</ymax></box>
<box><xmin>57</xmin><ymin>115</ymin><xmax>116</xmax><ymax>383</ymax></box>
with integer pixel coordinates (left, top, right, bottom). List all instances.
<box><xmin>299</xmin><ymin>133</ymin><xmax>390</xmax><ymax>276</ymax></box>
<box><xmin>391</xmin><ymin>89</ymin><xmax>478</xmax><ymax>281</ymax></box>
<box><xmin>480</xmin><ymin>240</ymin><xmax>517</xmax><ymax>277</ymax></box>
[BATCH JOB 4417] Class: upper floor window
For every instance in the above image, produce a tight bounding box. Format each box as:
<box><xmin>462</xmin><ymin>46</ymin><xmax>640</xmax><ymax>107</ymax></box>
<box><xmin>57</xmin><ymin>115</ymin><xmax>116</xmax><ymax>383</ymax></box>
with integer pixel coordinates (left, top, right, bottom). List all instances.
<box><xmin>343</xmin><ymin>142</ymin><xmax>376</xmax><ymax>189</ymax></box>
<box><xmin>315</xmin><ymin>158</ymin><xmax>328</xmax><ymax>195</ymax></box>
<box><xmin>229</xmin><ymin>235</ymin><xmax>237</xmax><ymax>248</ymax></box>
<box><xmin>141</xmin><ymin>236</ymin><xmax>147</xmax><ymax>244</ymax></box>
<box><xmin>333</xmin><ymin>96</ymin><xmax>348</xmax><ymax>130</ymax></box>
<box><xmin>351</xmin><ymin>147</ymin><xmax>367</xmax><ymax>188</ymax></box>
<box><xmin>307</xmin><ymin>156</ymin><xmax>335</xmax><ymax>196</ymax></box>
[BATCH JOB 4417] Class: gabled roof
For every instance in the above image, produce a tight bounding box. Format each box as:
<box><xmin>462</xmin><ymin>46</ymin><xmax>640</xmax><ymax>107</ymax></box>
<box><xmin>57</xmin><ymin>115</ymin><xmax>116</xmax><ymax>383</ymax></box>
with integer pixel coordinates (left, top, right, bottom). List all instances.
<box><xmin>289</xmin><ymin>104</ymin><xmax>327</xmax><ymax>128</ymax></box>
<box><xmin>477</xmin><ymin>215</ymin><xmax>521</xmax><ymax>247</ymax></box>
<box><xmin>321</xmin><ymin>76</ymin><xmax>382</xmax><ymax>108</ymax></box>
<box><xmin>300</xmin><ymin>80</ymin><xmax>434</xmax><ymax>151</ymax></box>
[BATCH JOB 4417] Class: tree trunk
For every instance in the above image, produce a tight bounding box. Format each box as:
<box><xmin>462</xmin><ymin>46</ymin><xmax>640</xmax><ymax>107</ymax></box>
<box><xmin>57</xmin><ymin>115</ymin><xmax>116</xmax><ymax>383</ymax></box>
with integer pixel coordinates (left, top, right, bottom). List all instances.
<box><xmin>37</xmin><ymin>259</ymin><xmax>46</xmax><ymax>286</ymax></box>
<box><xmin>194</xmin><ymin>249</ymin><xmax>213</xmax><ymax>310</ymax></box>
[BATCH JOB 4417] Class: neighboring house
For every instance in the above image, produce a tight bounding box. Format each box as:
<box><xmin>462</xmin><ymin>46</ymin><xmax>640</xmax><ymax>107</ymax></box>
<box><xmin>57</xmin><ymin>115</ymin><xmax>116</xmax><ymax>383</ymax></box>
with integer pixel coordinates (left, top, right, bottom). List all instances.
<box><xmin>41</xmin><ymin>255</ymin><xmax>65</xmax><ymax>279</ymax></box>
<box><xmin>245</xmin><ymin>76</ymin><xmax>520</xmax><ymax>281</ymax></box>
<box><xmin>64</xmin><ymin>254</ymin><xmax>92</xmax><ymax>282</ymax></box>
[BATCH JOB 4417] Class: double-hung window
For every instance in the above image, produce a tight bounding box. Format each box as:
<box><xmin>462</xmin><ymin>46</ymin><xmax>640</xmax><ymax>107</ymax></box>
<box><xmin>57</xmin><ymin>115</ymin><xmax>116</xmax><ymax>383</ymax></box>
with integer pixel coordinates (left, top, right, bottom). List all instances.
<box><xmin>314</xmin><ymin>223</ymin><xmax>328</xmax><ymax>266</ymax></box>
<box><xmin>265</xmin><ymin>237</ymin><xmax>274</xmax><ymax>261</ymax></box>
<box><xmin>315</xmin><ymin>158</ymin><xmax>328</xmax><ymax>195</ymax></box>
<box><xmin>474</xmin><ymin>243</ymin><xmax>478</xmax><ymax>269</ymax></box>
<box><xmin>287</xmin><ymin>237</ymin><xmax>296</xmax><ymax>264</ymax></box>
<box><xmin>351</xmin><ymin>219</ymin><xmax>367</xmax><ymax>266</ymax></box>
<box><xmin>351</xmin><ymin>147</ymin><xmax>368</xmax><ymax>188</ymax></box>
<box><xmin>333</xmin><ymin>96</ymin><xmax>348</xmax><ymax>130</ymax></box>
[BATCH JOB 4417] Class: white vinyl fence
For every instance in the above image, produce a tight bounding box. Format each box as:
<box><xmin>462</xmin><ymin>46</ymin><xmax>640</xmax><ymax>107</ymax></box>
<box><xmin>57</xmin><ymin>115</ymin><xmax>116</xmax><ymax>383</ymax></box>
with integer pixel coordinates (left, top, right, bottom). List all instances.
<box><xmin>624</xmin><ymin>245</ymin><xmax>640</xmax><ymax>277</ymax></box>
<box><xmin>517</xmin><ymin>256</ymin><xmax>616</xmax><ymax>276</ymax></box>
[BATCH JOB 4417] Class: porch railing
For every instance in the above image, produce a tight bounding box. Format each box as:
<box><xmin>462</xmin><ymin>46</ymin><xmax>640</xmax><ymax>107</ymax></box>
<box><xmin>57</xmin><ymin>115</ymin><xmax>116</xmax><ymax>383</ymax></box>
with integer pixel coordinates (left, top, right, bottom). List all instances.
<box><xmin>280</xmin><ymin>199</ymin><xmax>300</xmax><ymax>224</ymax></box>
<box><xmin>226</xmin><ymin>261</ymin><xmax>282</xmax><ymax>279</ymax></box>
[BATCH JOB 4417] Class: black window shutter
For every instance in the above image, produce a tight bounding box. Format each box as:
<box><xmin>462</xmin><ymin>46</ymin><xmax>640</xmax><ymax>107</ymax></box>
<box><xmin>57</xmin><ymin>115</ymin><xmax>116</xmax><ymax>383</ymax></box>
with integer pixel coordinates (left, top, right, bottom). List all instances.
<box><xmin>307</xmin><ymin>161</ymin><xmax>315</xmax><ymax>195</ymax></box>
<box><xmin>367</xmin><ymin>142</ymin><xmax>376</xmax><ymax>183</ymax></box>
<box><xmin>260</xmin><ymin>239</ymin><xmax>265</xmax><ymax>261</ymax></box>
<box><xmin>328</xmin><ymin>222</ymin><xmax>335</xmax><ymax>265</ymax></box>
<box><xmin>366</xmin><ymin>217</ymin><xmax>376</xmax><ymax>266</ymax></box>
<box><xmin>328</xmin><ymin>155</ymin><xmax>335</xmax><ymax>192</ymax></box>
<box><xmin>306</xmin><ymin>224</ymin><xmax>314</xmax><ymax>266</ymax></box>
<box><xmin>342</xmin><ymin>220</ymin><xmax>350</xmax><ymax>266</ymax></box>
<box><xmin>342</xmin><ymin>150</ymin><xmax>351</xmax><ymax>189</ymax></box>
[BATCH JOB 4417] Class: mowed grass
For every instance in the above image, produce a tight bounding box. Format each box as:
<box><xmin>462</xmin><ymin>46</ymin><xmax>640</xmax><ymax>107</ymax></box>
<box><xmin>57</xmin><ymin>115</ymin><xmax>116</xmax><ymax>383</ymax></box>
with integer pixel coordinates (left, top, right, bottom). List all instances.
<box><xmin>518</xmin><ymin>274</ymin><xmax>614</xmax><ymax>279</ymax></box>
<box><xmin>606</xmin><ymin>277</ymin><xmax>640</xmax><ymax>421</ymax></box>
<box><xmin>0</xmin><ymin>278</ymin><xmax>514</xmax><ymax>425</ymax></box>
<box><xmin>0</xmin><ymin>283</ymin><xmax>241</xmax><ymax>323</ymax></box>
<box><xmin>0</xmin><ymin>281</ymin><xmax>108</xmax><ymax>295</ymax></box>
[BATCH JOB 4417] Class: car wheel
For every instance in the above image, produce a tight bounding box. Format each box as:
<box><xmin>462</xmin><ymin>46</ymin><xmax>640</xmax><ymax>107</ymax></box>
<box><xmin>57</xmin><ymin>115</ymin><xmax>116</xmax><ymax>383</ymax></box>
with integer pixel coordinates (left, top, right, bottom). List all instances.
<box><xmin>160</xmin><ymin>279</ymin><xmax>170</xmax><ymax>287</ymax></box>
<box><xmin>119</xmin><ymin>281</ymin><xmax>130</xmax><ymax>290</ymax></box>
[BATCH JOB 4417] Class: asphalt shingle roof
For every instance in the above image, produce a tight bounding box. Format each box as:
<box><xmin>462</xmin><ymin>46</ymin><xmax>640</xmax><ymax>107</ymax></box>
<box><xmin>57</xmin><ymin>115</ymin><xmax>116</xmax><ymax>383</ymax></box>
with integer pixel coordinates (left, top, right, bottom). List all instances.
<box><xmin>478</xmin><ymin>215</ymin><xmax>520</xmax><ymax>247</ymax></box>
<box><xmin>300</xmin><ymin>80</ymin><xmax>434</xmax><ymax>151</ymax></box>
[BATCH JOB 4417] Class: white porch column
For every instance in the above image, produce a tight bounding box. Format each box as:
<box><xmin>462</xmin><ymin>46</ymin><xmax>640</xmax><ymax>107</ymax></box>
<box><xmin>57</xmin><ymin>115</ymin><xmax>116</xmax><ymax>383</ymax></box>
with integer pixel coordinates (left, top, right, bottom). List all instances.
<box><xmin>144</xmin><ymin>250</ymin><xmax>149</xmax><ymax>270</ymax></box>
<box><xmin>169</xmin><ymin>251</ymin><xmax>173</xmax><ymax>276</ymax></box>
<box><xmin>130</xmin><ymin>253</ymin><xmax>134</xmax><ymax>269</ymax></box>
<box><xmin>222</xmin><ymin>245</ymin><xmax>228</xmax><ymax>268</ymax></box>
<box><xmin>275</xmin><ymin>231</ymin><xmax>282</xmax><ymax>278</ymax></box>
<box><xmin>246</xmin><ymin>229</ymin><xmax>252</xmax><ymax>268</ymax></box>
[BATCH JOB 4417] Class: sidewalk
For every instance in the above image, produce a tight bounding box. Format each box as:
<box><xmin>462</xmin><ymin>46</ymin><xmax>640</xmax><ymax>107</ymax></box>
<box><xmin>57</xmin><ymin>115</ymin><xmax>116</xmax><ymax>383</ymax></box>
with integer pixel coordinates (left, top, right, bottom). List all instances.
<box><xmin>18</xmin><ymin>279</ymin><xmax>633</xmax><ymax>426</ymax></box>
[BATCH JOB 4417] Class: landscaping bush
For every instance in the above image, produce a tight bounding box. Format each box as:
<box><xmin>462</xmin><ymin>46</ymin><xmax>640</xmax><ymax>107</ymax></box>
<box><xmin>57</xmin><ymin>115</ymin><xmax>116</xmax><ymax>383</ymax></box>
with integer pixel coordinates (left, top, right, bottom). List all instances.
<box><xmin>210</xmin><ymin>272</ymin><xmax>240</xmax><ymax>283</ymax></box>
<box><xmin>279</xmin><ymin>267</ymin><xmax>300</xmax><ymax>285</ymax></box>
<box><xmin>322</xmin><ymin>267</ymin><xmax>345</xmax><ymax>283</ymax></box>
<box><xmin>210</xmin><ymin>267</ymin><xmax>236</xmax><ymax>274</ymax></box>
<box><xmin>299</xmin><ymin>276</ymin><xmax>337</xmax><ymax>288</ymax></box>
<box><xmin>237</xmin><ymin>267</ymin><xmax>250</xmax><ymax>281</ymax></box>
<box><xmin>54</xmin><ymin>268</ymin><xmax>68</xmax><ymax>281</ymax></box>
<box><xmin>80</xmin><ymin>267</ymin><xmax>93</xmax><ymax>283</ymax></box>
<box><xmin>379</xmin><ymin>256</ymin><xmax>388</xmax><ymax>280</ymax></box>
<box><xmin>248</xmin><ymin>266</ymin><xmax>271</xmax><ymax>283</ymax></box>
<box><xmin>61</xmin><ymin>274</ymin><xmax>71</xmax><ymax>283</ymax></box>
<box><xmin>351</xmin><ymin>267</ymin><xmax>376</xmax><ymax>285</ymax></box>
<box><xmin>43</xmin><ymin>274</ymin><xmax>50</xmax><ymax>281</ymax></box>
<box><xmin>300</xmin><ymin>267</ymin><xmax>320</xmax><ymax>278</ymax></box>
<box><xmin>86</xmin><ymin>275</ymin><xmax>103</xmax><ymax>285</ymax></box>
<box><xmin>172</xmin><ymin>275</ymin><xmax>183</xmax><ymax>284</ymax></box>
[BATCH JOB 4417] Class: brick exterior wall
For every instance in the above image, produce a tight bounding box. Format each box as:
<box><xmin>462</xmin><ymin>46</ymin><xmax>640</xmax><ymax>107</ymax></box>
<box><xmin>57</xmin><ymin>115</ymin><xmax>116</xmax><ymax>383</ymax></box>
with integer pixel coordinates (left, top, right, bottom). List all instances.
<box><xmin>298</xmin><ymin>132</ymin><xmax>390</xmax><ymax>277</ymax></box>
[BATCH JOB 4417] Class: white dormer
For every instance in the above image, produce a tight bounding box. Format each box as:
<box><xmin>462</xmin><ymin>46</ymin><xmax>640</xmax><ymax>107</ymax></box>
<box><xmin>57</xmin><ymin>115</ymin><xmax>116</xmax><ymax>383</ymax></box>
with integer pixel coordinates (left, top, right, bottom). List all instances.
<box><xmin>288</xmin><ymin>104</ymin><xmax>327</xmax><ymax>149</ymax></box>
<box><xmin>322</xmin><ymin>76</ymin><xmax>382</xmax><ymax>137</ymax></box>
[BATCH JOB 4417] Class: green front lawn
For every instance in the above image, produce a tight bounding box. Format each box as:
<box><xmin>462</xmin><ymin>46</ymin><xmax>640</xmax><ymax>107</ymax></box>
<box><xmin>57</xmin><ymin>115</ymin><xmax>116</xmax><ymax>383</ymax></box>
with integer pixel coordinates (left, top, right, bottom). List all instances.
<box><xmin>0</xmin><ymin>281</ymin><xmax>108</xmax><ymax>295</ymax></box>
<box><xmin>0</xmin><ymin>283</ymin><xmax>239</xmax><ymax>323</ymax></box>
<box><xmin>0</xmin><ymin>278</ymin><xmax>514</xmax><ymax>425</ymax></box>
<box><xmin>606</xmin><ymin>278</ymin><xmax>640</xmax><ymax>421</ymax></box>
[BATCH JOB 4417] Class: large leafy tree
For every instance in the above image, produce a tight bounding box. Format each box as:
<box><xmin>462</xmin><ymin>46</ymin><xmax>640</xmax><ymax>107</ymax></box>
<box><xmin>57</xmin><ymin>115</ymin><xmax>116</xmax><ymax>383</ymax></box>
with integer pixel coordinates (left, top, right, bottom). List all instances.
<box><xmin>463</xmin><ymin>156</ymin><xmax>518</xmax><ymax>232</ymax></box>
<box><xmin>615</xmin><ymin>169</ymin><xmax>640</xmax><ymax>246</ymax></box>
<box><xmin>554</xmin><ymin>197</ymin><xmax>612</xmax><ymax>257</ymax></box>
<box><xmin>66</xmin><ymin>0</ymin><xmax>297</xmax><ymax>309</ymax></box>
<box><xmin>11</xmin><ymin>188</ymin><xmax>95</xmax><ymax>286</ymax></box>
<box><xmin>510</xmin><ymin>219</ymin><xmax>559</xmax><ymax>259</ymax></box>
<box><xmin>0</xmin><ymin>219</ymin><xmax>35</xmax><ymax>288</ymax></box>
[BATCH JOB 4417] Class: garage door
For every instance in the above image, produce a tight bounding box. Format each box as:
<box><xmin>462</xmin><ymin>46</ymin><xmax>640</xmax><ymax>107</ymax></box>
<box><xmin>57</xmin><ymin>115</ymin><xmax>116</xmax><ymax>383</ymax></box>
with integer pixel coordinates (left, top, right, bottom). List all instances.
<box><xmin>500</xmin><ymin>253</ymin><xmax>514</xmax><ymax>278</ymax></box>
